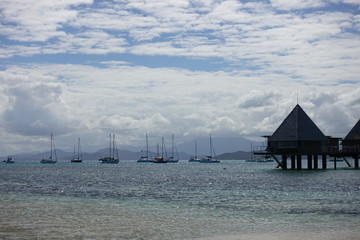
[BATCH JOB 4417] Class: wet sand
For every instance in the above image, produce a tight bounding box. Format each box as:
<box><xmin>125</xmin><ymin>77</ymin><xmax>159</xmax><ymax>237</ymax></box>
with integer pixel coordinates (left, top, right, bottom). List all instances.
<box><xmin>185</xmin><ymin>230</ymin><xmax>360</xmax><ymax>240</ymax></box>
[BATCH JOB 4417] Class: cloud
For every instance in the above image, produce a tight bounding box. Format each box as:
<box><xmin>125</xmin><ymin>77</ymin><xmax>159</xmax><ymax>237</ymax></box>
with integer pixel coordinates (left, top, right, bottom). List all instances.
<box><xmin>239</xmin><ymin>91</ymin><xmax>282</xmax><ymax>109</ymax></box>
<box><xmin>0</xmin><ymin>0</ymin><xmax>93</xmax><ymax>42</ymax></box>
<box><xmin>269</xmin><ymin>0</ymin><xmax>326</xmax><ymax>10</ymax></box>
<box><xmin>1</xmin><ymin>80</ymin><xmax>74</xmax><ymax>136</ymax></box>
<box><xmin>1</xmin><ymin>0</ymin><xmax>359</xmax><ymax>77</ymax></box>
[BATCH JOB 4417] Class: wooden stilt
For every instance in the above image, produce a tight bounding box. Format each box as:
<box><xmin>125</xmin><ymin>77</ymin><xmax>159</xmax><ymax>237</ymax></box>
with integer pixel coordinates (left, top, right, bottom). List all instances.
<box><xmin>354</xmin><ymin>156</ymin><xmax>359</xmax><ymax>169</ymax></box>
<box><xmin>282</xmin><ymin>155</ymin><xmax>287</xmax><ymax>170</ymax></box>
<box><xmin>334</xmin><ymin>156</ymin><xmax>337</xmax><ymax>170</ymax></box>
<box><xmin>307</xmin><ymin>155</ymin><xmax>312</xmax><ymax>170</ymax></box>
<box><xmin>313</xmin><ymin>155</ymin><xmax>318</xmax><ymax>170</ymax></box>
<box><xmin>291</xmin><ymin>155</ymin><xmax>296</xmax><ymax>169</ymax></box>
<box><xmin>297</xmin><ymin>155</ymin><xmax>302</xmax><ymax>170</ymax></box>
<box><xmin>322</xmin><ymin>155</ymin><xmax>327</xmax><ymax>170</ymax></box>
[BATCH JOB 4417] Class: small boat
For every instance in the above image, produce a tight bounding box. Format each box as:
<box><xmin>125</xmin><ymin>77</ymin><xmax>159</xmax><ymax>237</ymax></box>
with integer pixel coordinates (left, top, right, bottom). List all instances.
<box><xmin>71</xmin><ymin>137</ymin><xmax>83</xmax><ymax>163</ymax></box>
<box><xmin>99</xmin><ymin>134</ymin><xmax>119</xmax><ymax>164</ymax></box>
<box><xmin>153</xmin><ymin>138</ymin><xmax>167</xmax><ymax>163</ymax></box>
<box><xmin>41</xmin><ymin>133</ymin><xmax>57</xmax><ymax>164</ymax></box>
<box><xmin>256</xmin><ymin>155</ymin><xmax>274</xmax><ymax>162</ymax></box>
<box><xmin>189</xmin><ymin>140</ymin><xmax>201</xmax><ymax>162</ymax></box>
<box><xmin>167</xmin><ymin>134</ymin><xmax>179</xmax><ymax>163</ymax></box>
<box><xmin>200</xmin><ymin>134</ymin><xmax>220</xmax><ymax>163</ymax></box>
<box><xmin>137</xmin><ymin>132</ymin><xmax>153</xmax><ymax>163</ymax></box>
<box><xmin>4</xmin><ymin>156</ymin><xmax>15</xmax><ymax>163</ymax></box>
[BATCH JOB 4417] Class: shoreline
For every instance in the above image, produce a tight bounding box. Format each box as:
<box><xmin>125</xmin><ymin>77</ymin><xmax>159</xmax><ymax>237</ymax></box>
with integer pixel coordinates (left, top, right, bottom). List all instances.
<box><xmin>184</xmin><ymin>230</ymin><xmax>360</xmax><ymax>240</ymax></box>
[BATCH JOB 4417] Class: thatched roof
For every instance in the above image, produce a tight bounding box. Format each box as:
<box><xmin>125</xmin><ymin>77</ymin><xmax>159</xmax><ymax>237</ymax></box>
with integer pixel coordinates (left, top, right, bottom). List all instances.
<box><xmin>343</xmin><ymin>119</ymin><xmax>360</xmax><ymax>141</ymax></box>
<box><xmin>269</xmin><ymin>104</ymin><xmax>326</xmax><ymax>141</ymax></box>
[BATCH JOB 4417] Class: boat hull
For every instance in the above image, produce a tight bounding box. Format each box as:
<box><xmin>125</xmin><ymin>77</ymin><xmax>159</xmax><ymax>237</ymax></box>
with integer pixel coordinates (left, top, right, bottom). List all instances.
<box><xmin>99</xmin><ymin>156</ymin><xmax>119</xmax><ymax>164</ymax></box>
<box><xmin>40</xmin><ymin>159</ymin><xmax>57</xmax><ymax>164</ymax></box>
<box><xmin>153</xmin><ymin>156</ymin><xmax>167</xmax><ymax>163</ymax></box>
<box><xmin>188</xmin><ymin>157</ymin><xmax>201</xmax><ymax>162</ymax></box>
<box><xmin>71</xmin><ymin>159</ymin><xmax>83</xmax><ymax>163</ymax></box>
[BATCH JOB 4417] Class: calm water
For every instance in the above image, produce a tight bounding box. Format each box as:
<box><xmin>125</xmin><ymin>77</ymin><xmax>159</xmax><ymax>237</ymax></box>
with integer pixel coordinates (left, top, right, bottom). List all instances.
<box><xmin>0</xmin><ymin>160</ymin><xmax>359</xmax><ymax>240</ymax></box>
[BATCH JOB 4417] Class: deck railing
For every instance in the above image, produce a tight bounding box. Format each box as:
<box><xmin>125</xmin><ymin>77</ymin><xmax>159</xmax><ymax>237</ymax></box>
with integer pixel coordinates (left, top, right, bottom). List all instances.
<box><xmin>253</xmin><ymin>145</ymin><xmax>359</xmax><ymax>155</ymax></box>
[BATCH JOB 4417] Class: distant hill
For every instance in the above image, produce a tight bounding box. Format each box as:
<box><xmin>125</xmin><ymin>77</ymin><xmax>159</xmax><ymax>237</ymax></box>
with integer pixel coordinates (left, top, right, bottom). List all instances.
<box><xmin>177</xmin><ymin>136</ymin><xmax>261</xmax><ymax>155</ymax></box>
<box><xmin>217</xmin><ymin>151</ymin><xmax>251</xmax><ymax>160</ymax></box>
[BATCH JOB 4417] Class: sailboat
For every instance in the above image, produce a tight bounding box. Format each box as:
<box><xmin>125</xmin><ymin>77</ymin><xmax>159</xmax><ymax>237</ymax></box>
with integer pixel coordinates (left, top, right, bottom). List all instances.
<box><xmin>3</xmin><ymin>156</ymin><xmax>15</xmax><ymax>163</ymax></box>
<box><xmin>188</xmin><ymin>140</ymin><xmax>201</xmax><ymax>162</ymax></box>
<box><xmin>71</xmin><ymin>137</ymin><xmax>83</xmax><ymax>163</ymax></box>
<box><xmin>137</xmin><ymin>132</ymin><xmax>153</xmax><ymax>163</ymax></box>
<box><xmin>99</xmin><ymin>134</ymin><xmax>119</xmax><ymax>164</ymax></box>
<box><xmin>246</xmin><ymin>142</ymin><xmax>257</xmax><ymax>162</ymax></box>
<box><xmin>153</xmin><ymin>137</ymin><xmax>167</xmax><ymax>163</ymax></box>
<box><xmin>167</xmin><ymin>134</ymin><xmax>179</xmax><ymax>163</ymax></box>
<box><xmin>200</xmin><ymin>134</ymin><xmax>220</xmax><ymax>163</ymax></box>
<box><xmin>41</xmin><ymin>133</ymin><xmax>57</xmax><ymax>164</ymax></box>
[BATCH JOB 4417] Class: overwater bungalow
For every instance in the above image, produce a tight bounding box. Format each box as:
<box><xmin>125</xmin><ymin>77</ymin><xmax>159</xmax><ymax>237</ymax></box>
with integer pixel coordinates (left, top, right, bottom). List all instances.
<box><xmin>255</xmin><ymin>104</ymin><xmax>359</xmax><ymax>170</ymax></box>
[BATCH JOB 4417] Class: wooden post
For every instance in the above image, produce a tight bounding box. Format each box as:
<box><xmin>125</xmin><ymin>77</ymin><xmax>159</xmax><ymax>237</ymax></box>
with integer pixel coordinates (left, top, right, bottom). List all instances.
<box><xmin>322</xmin><ymin>155</ymin><xmax>327</xmax><ymax>170</ymax></box>
<box><xmin>282</xmin><ymin>155</ymin><xmax>287</xmax><ymax>170</ymax></box>
<box><xmin>334</xmin><ymin>156</ymin><xmax>337</xmax><ymax>170</ymax></box>
<box><xmin>297</xmin><ymin>155</ymin><xmax>302</xmax><ymax>170</ymax></box>
<box><xmin>354</xmin><ymin>156</ymin><xmax>359</xmax><ymax>169</ymax></box>
<box><xmin>291</xmin><ymin>155</ymin><xmax>296</xmax><ymax>170</ymax></box>
<box><xmin>307</xmin><ymin>155</ymin><xmax>312</xmax><ymax>170</ymax></box>
<box><xmin>313</xmin><ymin>155</ymin><xmax>318</xmax><ymax>170</ymax></box>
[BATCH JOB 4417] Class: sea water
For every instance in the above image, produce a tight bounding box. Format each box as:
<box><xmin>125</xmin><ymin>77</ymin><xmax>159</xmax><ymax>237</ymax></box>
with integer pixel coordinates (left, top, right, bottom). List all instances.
<box><xmin>0</xmin><ymin>161</ymin><xmax>359</xmax><ymax>240</ymax></box>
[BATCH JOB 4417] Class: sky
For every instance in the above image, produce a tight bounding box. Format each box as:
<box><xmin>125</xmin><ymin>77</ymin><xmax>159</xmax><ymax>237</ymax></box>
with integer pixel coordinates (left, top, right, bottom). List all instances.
<box><xmin>0</xmin><ymin>0</ymin><xmax>360</xmax><ymax>155</ymax></box>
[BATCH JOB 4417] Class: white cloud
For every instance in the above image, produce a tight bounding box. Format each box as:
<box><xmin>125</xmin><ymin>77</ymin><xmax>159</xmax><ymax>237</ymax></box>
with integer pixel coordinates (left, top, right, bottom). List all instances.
<box><xmin>2</xmin><ymin>81</ymin><xmax>74</xmax><ymax>136</ymax></box>
<box><xmin>239</xmin><ymin>91</ymin><xmax>281</xmax><ymax>109</ymax></box>
<box><xmin>331</xmin><ymin>0</ymin><xmax>360</xmax><ymax>5</ymax></box>
<box><xmin>0</xmin><ymin>0</ymin><xmax>93</xmax><ymax>42</ymax></box>
<box><xmin>269</xmin><ymin>0</ymin><xmax>326</xmax><ymax>10</ymax></box>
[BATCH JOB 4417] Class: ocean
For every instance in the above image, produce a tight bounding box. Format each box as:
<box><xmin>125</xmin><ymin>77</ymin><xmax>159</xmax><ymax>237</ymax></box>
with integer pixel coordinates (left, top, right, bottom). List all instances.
<box><xmin>0</xmin><ymin>160</ymin><xmax>359</xmax><ymax>240</ymax></box>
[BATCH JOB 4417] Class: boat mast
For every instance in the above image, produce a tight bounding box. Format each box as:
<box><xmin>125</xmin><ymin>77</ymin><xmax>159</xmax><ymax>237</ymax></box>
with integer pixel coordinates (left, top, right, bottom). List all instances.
<box><xmin>109</xmin><ymin>133</ymin><xmax>112</xmax><ymax>158</ymax></box>
<box><xmin>211</xmin><ymin>134</ymin><xmax>217</xmax><ymax>159</ymax></box>
<box><xmin>209</xmin><ymin>134</ymin><xmax>212</xmax><ymax>157</ymax></box>
<box><xmin>113</xmin><ymin>134</ymin><xmax>116</xmax><ymax>159</ymax></box>
<box><xmin>78</xmin><ymin>137</ymin><xmax>81</xmax><ymax>159</ymax></box>
<box><xmin>50</xmin><ymin>133</ymin><xmax>53</xmax><ymax>159</ymax></box>
<box><xmin>195</xmin><ymin>140</ymin><xmax>197</xmax><ymax>158</ymax></box>
<box><xmin>157</xmin><ymin>143</ymin><xmax>159</xmax><ymax>157</ymax></box>
<box><xmin>146</xmin><ymin>132</ymin><xmax>149</xmax><ymax>157</ymax></box>
<box><xmin>162</xmin><ymin>137</ymin><xmax>164</xmax><ymax>158</ymax></box>
<box><xmin>172</xmin><ymin>134</ymin><xmax>174</xmax><ymax>158</ymax></box>
<box><xmin>113</xmin><ymin>134</ymin><xmax>119</xmax><ymax>160</ymax></box>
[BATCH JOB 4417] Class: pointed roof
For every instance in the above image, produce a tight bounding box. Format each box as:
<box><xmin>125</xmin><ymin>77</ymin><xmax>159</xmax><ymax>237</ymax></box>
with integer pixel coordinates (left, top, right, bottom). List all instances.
<box><xmin>270</xmin><ymin>104</ymin><xmax>327</xmax><ymax>141</ymax></box>
<box><xmin>343</xmin><ymin>119</ymin><xmax>360</xmax><ymax>141</ymax></box>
